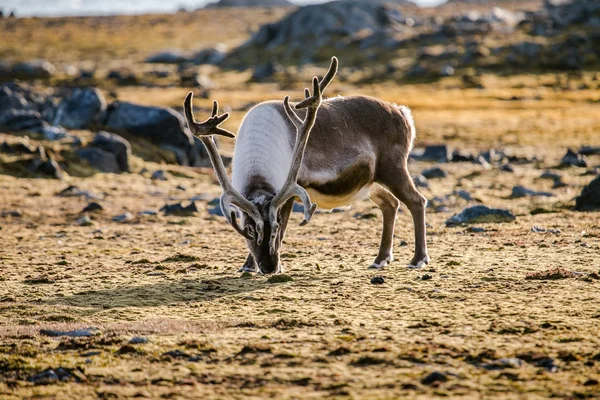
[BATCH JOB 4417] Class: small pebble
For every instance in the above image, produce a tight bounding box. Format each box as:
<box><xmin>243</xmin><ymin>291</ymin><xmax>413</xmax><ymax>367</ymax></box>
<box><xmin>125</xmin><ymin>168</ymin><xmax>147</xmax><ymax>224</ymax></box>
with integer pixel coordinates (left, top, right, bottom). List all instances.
<box><xmin>371</xmin><ymin>276</ymin><xmax>385</xmax><ymax>285</ymax></box>
<box><xmin>422</xmin><ymin>274</ymin><xmax>433</xmax><ymax>281</ymax></box>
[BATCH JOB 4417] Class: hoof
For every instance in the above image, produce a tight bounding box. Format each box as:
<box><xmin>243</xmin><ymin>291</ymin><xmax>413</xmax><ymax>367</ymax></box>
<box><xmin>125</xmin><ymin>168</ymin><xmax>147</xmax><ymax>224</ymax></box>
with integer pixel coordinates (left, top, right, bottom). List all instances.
<box><xmin>408</xmin><ymin>255</ymin><xmax>430</xmax><ymax>270</ymax></box>
<box><xmin>369</xmin><ymin>254</ymin><xmax>393</xmax><ymax>269</ymax></box>
<box><xmin>238</xmin><ymin>264</ymin><xmax>258</xmax><ymax>273</ymax></box>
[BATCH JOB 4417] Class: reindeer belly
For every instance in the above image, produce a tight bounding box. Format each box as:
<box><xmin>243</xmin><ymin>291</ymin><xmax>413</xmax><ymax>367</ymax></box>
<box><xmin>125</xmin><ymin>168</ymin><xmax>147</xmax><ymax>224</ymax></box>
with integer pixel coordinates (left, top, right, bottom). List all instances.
<box><xmin>300</xmin><ymin>160</ymin><xmax>374</xmax><ymax>209</ymax></box>
<box><xmin>306</xmin><ymin>185</ymin><xmax>372</xmax><ymax>209</ymax></box>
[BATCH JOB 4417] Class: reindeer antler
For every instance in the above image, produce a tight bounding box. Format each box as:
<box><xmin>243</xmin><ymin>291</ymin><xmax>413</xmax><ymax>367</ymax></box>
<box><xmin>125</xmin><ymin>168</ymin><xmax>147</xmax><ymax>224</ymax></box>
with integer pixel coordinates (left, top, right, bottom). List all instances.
<box><xmin>184</xmin><ymin>92</ymin><xmax>264</xmax><ymax>244</ymax></box>
<box><xmin>268</xmin><ymin>57</ymin><xmax>339</xmax><ymax>254</ymax></box>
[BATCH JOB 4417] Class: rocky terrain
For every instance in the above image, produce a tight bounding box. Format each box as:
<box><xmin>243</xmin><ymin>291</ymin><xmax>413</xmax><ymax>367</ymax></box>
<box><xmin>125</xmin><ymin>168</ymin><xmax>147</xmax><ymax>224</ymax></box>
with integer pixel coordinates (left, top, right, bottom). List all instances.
<box><xmin>1</xmin><ymin>0</ymin><xmax>600</xmax><ymax>399</ymax></box>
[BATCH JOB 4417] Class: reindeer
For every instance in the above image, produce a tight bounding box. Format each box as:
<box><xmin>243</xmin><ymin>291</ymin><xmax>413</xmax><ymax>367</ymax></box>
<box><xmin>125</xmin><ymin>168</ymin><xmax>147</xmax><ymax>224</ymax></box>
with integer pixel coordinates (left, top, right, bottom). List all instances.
<box><xmin>184</xmin><ymin>57</ymin><xmax>429</xmax><ymax>274</ymax></box>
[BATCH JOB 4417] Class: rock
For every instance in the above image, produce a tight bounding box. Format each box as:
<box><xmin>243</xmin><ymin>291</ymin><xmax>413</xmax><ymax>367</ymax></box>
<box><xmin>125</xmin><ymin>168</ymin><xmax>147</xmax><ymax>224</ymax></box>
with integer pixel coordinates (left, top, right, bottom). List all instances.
<box><xmin>11</xmin><ymin>59</ymin><xmax>56</xmax><ymax>79</ymax></box>
<box><xmin>230</xmin><ymin>1</ymin><xmax>406</xmax><ymax>64</ymax></box>
<box><xmin>531</xmin><ymin>226</ymin><xmax>561</xmax><ymax>234</ymax></box>
<box><xmin>412</xmin><ymin>174</ymin><xmax>429</xmax><ymax>188</ymax></box>
<box><xmin>251</xmin><ymin>58</ymin><xmax>284</xmax><ymax>82</ymax></box>
<box><xmin>422</xmin><ymin>166</ymin><xmax>448</xmax><ymax>179</ymax></box>
<box><xmin>191</xmin><ymin>44</ymin><xmax>228</xmax><ymax>65</ymax></box>
<box><xmin>0</xmin><ymin>108</ymin><xmax>45</xmax><ymax>131</ymax></box>
<box><xmin>106</xmin><ymin>69</ymin><xmax>138</xmax><ymax>85</ymax></box>
<box><xmin>180</xmin><ymin>73</ymin><xmax>216</xmax><ymax>91</ymax></box>
<box><xmin>575</xmin><ymin>176</ymin><xmax>600</xmax><ymax>211</ymax></box>
<box><xmin>129</xmin><ymin>337</ymin><xmax>149</xmax><ymax>344</ymax></box>
<box><xmin>540</xmin><ymin>170</ymin><xmax>562</xmax><ymax>181</ymax></box>
<box><xmin>560</xmin><ymin>149</ymin><xmax>587</xmax><ymax>168</ymax></box>
<box><xmin>1</xmin><ymin>210</ymin><xmax>21</xmax><ymax>217</ymax></box>
<box><xmin>421</xmin><ymin>274</ymin><xmax>433</xmax><ymax>280</ymax></box>
<box><xmin>27</xmin><ymin>368</ymin><xmax>60</xmax><ymax>385</ymax></box>
<box><xmin>151</xmin><ymin>170</ymin><xmax>168</xmax><ymax>181</ymax></box>
<box><xmin>145</xmin><ymin>50</ymin><xmax>190</xmax><ymax>64</ymax></box>
<box><xmin>0</xmin><ymin>138</ymin><xmax>38</xmax><ymax>154</ymax></box>
<box><xmin>405</xmin><ymin>62</ymin><xmax>429</xmax><ymax>79</ymax></box>
<box><xmin>208</xmin><ymin>204</ymin><xmax>225</xmax><ymax>217</ymax></box>
<box><xmin>160</xmin><ymin>202</ymin><xmax>198</xmax><ymax>216</ymax></box>
<box><xmin>579</xmin><ymin>146</ymin><xmax>600</xmax><ymax>156</ymax></box>
<box><xmin>75</xmin><ymin>216</ymin><xmax>93</xmax><ymax>226</ymax></box>
<box><xmin>450</xmin><ymin>150</ymin><xmax>476</xmax><ymax>162</ymax></box>
<box><xmin>206</xmin><ymin>0</ymin><xmax>293</xmax><ymax>8</ymax></box>
<box><xmin>139</xmin><ymin>210</ymin><xmax>158</xmax><ymax>216</ymax></box>
<box><xmin>371</xmin><ymin>276</ymin><xmax>385</xmax><ymax>285</ymax></box>
<box><xmin>439</xmin><ymin>65</ymin><xmax>455</xmax><ymax>77</ymax></box>
<box><xmin>510</xmin><ymin>186</ymin><xmax>553</xmax><ymax>198</ymax></box>
<box><xmin>102</xmin><ymin>101</ymin><xmax>200</xmax><ymax>166</ymax></box>
<box><xmin>112</xmin><ymin>212</ymin><xmax>134</xmax><ymax>222</ymax></box>
<box><xmin>82</xmin><ymin>202</ymin><xmax>103</xmax><ymax>213</ymax></box>
<box><xmin>421</xmin><ymin>371</ymin><xmax>448</xmax><ymax>385</ymax></box>
<box><xmin>454</xmin><ymin>190</ymin><xmax>473</xmax><ymax>201</ymax></box>
<box><xmin>53</xmin><ymin>88</ymin><xmax>106</xmax><ymax>130</ymax></box>
<box><xmin>500</xmin><ymin>163</ymin><xmax>515</xmax><ymax>173</ymax></box>
<box><xmin>483</xmin><ymin>357</ymin><xmax>524</xmax><ymax>370</ymax></box>
<box><xmin>446</xmin><ymin>205</ymin><xmax>516</xmax><ymax>226</ymax></box>
<box><xmin>420</xmin><ymin>145</ymin><xmax>450</xmax><ymax>162</ymax></box>
<box><xmin>91</xmin><ymin>131</ymin><xmax>131</xmax><ymax>172</ymax></box>
<box><xmin>57</xmin><ymin>185</ymin><xmax>102</xmax><ymax>200</ymax></box>
<box><xmin>76</xmin><ymin>147</ymin><xmax>120</xmax><ymax>173</ymax></box>
<box><xmin>40</xmin><ymin>328</ymin><xmax>97</xmax><ymax>337</ymax></box>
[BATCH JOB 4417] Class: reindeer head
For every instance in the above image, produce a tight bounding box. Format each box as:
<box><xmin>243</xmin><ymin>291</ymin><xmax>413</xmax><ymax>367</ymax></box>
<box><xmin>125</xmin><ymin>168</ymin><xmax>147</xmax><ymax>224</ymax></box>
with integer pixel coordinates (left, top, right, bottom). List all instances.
<box><xmin>183</xmin><ymin>57</ymin><xmax>338</xmax><ymax>274</ymax></box>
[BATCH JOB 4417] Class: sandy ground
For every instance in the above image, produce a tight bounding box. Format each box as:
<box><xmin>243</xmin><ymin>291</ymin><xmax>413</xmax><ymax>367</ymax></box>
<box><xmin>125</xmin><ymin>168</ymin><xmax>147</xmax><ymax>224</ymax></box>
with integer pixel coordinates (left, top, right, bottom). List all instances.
<box><xmin>1</xmin><ymin>114</ymin><xmax>600</xmax><ymax>398</ymax></box>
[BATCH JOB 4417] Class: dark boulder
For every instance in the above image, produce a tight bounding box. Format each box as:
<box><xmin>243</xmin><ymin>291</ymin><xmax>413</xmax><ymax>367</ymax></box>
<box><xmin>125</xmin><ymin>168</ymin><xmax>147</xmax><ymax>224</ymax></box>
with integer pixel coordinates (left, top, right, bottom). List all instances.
<box><xmin>53</xmin><ymin>87</ymin><xmax>106</xmax><ymax>129</ymax></box>
<box><xmin>191</xmin><ymin>44</ymin><xmax>228</xmax><ymax>65</ymax></box>
<box><xmin>446</xmin><ymin>205</ymin><xmax>516</xmax><ymax>226</ymax></box>
<box><xmin>102</xmin><ymin>101</ymin><xmax>200</xmax><ymax>166</ymax></box>
<box><xmin>0</xmin><ymin>109</ymin><xmax>45</xmax><ymax>131</ymax></box>
<box><xmin>91</xmin><ymin>131</ymin><xmax>131</xmax><ymax>172</ymax></box>
<box><xmin>560</xmin><ymin>149</ymin><xmax>587</xmax><ymax>168</ymax></box>
<box><xmin>11</xmin><ymin>59</ymin><xmax>56</xmax><ymax>79</ymax></box>
<box><xmin>575</xmin><ymin>176</ymin><xmax>600</xmax><ymax>211</ymax></box>
<box><xmin>145</xmin><ymin>50</ymin><xmax>190</xmax><ymax>64</ymax></box>
<box><xmin>419</xmin><ymin>145</ymin><xmax>450</xmax><ymax>162</ymax></box>
<box><xmin>422</xmin><ymin>166</ymin><xmax>448</xmax><ymax>179</ymax></box>
<box><xmin>76</xmin><ymin>147</ymin><xmax>120</xmax><ymax>173</ymax></box>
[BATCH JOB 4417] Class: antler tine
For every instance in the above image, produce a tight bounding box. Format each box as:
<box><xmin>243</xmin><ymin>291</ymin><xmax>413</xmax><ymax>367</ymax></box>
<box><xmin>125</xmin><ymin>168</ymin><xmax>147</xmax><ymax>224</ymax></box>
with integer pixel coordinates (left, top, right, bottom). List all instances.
<box><xmin>283</xmin><ymin>96</ymin><xmax>303</xmax><ymax>129</ymax></box>
<box><xmin>184</xmin><ymin>92</ymin><xmax>235</xmax><ymax>139</ymax></box>
<box><xmin>268</xmin><ymin>57</ymin><xmax>339</xmax><ymax>254</ymax></box>
<box><xmin>183</xmin><ymin>92</ymin><xmax>265</xmax><ymax>244</ymax></box>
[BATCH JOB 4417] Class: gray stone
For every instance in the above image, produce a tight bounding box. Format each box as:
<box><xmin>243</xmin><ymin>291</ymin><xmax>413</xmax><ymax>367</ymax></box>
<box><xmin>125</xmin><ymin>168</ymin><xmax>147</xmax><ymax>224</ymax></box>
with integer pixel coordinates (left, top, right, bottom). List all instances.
<box><xmin>76</xmin><ymin>216</ymin><xmax>93</xmax><ymax>226</ymax></box>
<box><xmin>40</xmin><ymin>328</ymin><xmax>97</xmax><ymax>337</ymax></box>
<box><xmin>145</xmin><ymin>50</ymin><xmax>190</xmax><ymax>64</ymax></box>
<box><xmin>560</xmin><ymin>149</ymin><xmax>587</xmax><ymax>168</ymax></box>
<box><xmin>412</xmin><ymin>174</ymin><xmax>429</xmax><ymax>188</ymax></box>
<box><xmin>251</xmin><ymin>59</ymin><xmax>284</xmax><ymax>82</ymax></box>
<box><xmin>420</xmin><ymin>145</ymin><xmax>450</xmax><ymax>162</ymax></box>
<box><xmin>421</xmin><ymin>371</ymin><xmax>448</xmax><ymax>385</ymax></box>
<box><xmin>76</xmin><ymin>147</ymin><xmax>120</xmax><ymax>173</ymax></box>
<box><xmin>579</xmin><ymin>146</ymin><xmax>600</xmax><ymax>156</ymax></box>
<box><xmin>510</xmin><ymin>186</ymin><xmax>553</xmax><ymax>199</ymax></box>
<box><xmin>151</xmin><ymin>169</ymin><xmax>168</xmax><ymax>181</ymax></box>
<box><xmin>112</xmin><ymin>212</ymin><xmax>134</xmax><ymax>222</ymax></box>
<box><xmin>103</xmin><ymin>101</ymin><xmax>200</xmax><ymax>166</ymax></box>
<box><xmin>11</xmin><ymin>59</ymin><xmax>56</xmax><ymax>79</ymax></box>
<box><xmin>446</xmin><ymin>205</ymin><xmax>516</xmax><ymax>226</ymax></box>
<box><xmin>53</xmin><ymin>88</ymin><xmax>106</xmax><ymax>130</ymax></box>
<box><xmin>206</xmin><ymin>0</ymin><xmax>292</xmax><ymax>7</ymax></box>
<box><xmin>422</xmin><ymin>166</ymin><xmax>448</xmax><ymax>179</ymax></box>
<box><xmin>91</xmin><ymin>131</ymin><xmax>131</xmax><ymax>172</ymax></box>
<box><xmin>191</xmin><ymin>44</ymin><xmax>228</xmax><ymax>65</ymax></box>
<box><xmin>129</xmin><ymin>337</ymin><xmax>149</xmax><ymax>344</ymax></box>
<box><xmin>160</xmin><ymin>202</ymin><xmax>198</xmax><ymax>216</ymax></box>
<box><xmin>575</xmin><ymin>176</ymin><xmax>600</xmax><ymax>211</ymax></box>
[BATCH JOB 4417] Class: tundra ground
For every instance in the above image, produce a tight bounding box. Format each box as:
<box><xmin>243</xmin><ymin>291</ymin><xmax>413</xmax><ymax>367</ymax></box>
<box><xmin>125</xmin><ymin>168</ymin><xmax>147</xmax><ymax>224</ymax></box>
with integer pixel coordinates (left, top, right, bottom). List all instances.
<box><xmin>1</xmin><ymin>6</ymin><xmax>600</xmax><ymax>399</ymax></box>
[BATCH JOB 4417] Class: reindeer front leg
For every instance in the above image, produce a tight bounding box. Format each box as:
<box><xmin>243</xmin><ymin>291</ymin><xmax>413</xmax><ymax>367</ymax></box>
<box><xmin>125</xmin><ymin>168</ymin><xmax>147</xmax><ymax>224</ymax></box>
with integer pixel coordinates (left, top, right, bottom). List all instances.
<box><xmin>238</xmin><ymin>254</ymin><xmax>258</xmax><ymax>273</ymax></box>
